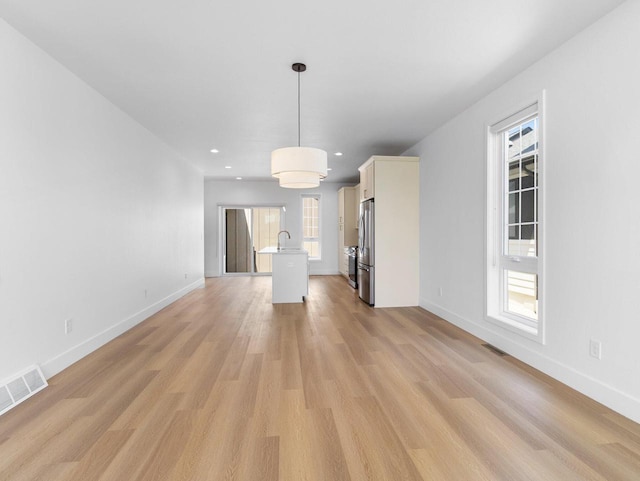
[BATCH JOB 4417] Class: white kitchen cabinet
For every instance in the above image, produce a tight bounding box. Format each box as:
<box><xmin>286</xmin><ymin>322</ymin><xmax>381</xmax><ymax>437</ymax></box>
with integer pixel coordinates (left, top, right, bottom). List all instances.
<box><xmin>341</xmin><ymin>251</ymin><xmax>349</xmax><ymax>277</ymax></box>
<box><xmin>354</xmin><ymin>183</ymin><xmax>361</xmax><ymax>227</ymax></box>
<box><xmin>272</xmin><ymin>251</ymin><xmax>308</xmax><ymax>303</ymax></box>
<box><xmin>338</xmin><ymin>186</ymin><xmax>358</xmax><ymax>234</ymax></box>
<box><xmin>357</xmin><ymin>155</ymin><xmax>420</xmax><ymax>307</ymax></box>
<box><xmin>260</xmin><ymin>247</ymin><xmax>309</xmax><ymax>303</ymax></box>
<box><xmin>338</xmin><ymin>186</ymin><xmax>358</xmax><ymax>277</ymax></box>
<box><xmin>359</xmin><ymin>163</ymin><xmax>375</xmax><ymax>201</ymax></box>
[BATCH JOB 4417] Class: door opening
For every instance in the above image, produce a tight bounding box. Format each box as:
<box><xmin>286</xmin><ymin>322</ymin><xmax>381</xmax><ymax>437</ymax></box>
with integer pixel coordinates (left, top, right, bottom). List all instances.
<box><xmin>222</xmin><ymin>206</ymin><xmax>284</xmax><ymax>275</ymax></box>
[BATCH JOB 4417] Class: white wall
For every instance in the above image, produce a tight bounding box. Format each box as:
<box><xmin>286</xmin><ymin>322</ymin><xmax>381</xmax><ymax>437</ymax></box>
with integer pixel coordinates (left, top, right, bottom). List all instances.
<box><xmin>405</xmin><ymin>0</ymin><xmax>640</xmax><ymax>423</ymax></box>
<box><xmin>0</xmin><ymin>20</ymin><xmax>204</xmax><ymax>381</ymax></box>
<box><xmin>205</xmin><ymin>180</ymin><xmax>347</xmax><ymax>277</ymax></box>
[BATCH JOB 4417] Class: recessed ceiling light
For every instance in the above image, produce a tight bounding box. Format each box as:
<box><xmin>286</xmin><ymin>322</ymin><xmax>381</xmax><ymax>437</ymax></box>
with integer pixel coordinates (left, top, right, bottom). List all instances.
<box><xmin>210</xmin><ymin>149</ymin><xmax>219</xmax><ymax>153</ymax></box>
<box><xmin>225</xmin><ymin>166</ymin><xmax>232</xmax><ymax>169</ymax></box>
<box><xmin>236</xmin><ymin>177</ymin><xmax>242</xmax><ymax>180</ymax></box>
<box><xmin>334</xmin><ymin>152</ymin><xmax>343</xmax><ymax>156</ymax></box>
<box><xmin>327</xmin><ymin>168</ymin><xmax>333</xmax><ymax>171</ymax></box>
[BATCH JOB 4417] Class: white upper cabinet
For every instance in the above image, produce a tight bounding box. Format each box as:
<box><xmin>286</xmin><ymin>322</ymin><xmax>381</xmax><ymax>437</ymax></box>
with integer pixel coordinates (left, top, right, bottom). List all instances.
<box><xmin>359</xmin><ymin>162</ymin><xmax>375</xmax><ymax>201</ymax></box>
<box><xmin>338</xmin><ymin>186</ymin><xmax>359</xmax><ymax>276</ymax></box>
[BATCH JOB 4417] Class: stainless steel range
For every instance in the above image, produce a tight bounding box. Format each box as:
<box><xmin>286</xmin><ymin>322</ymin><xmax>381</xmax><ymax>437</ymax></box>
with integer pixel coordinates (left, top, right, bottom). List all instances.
<box><xmin>346</xmin><ymin>246</ymin><xmax>358</xmax><ymax>289</ymax></box>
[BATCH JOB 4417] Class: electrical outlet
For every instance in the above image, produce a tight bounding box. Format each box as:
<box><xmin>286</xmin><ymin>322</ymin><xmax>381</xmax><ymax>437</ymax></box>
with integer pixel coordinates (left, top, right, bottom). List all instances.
<box><xmin>438</xmin><ymin>287</ymin><xmax>443</xmax><ymax>297</ymax></box>
<box><xmin>64</xmin><ymin>319</ymin><xmax>73</xmax><ymax>335</ymax></box>
<box><xmin>589</xmin><ymin>339</ymin><xmax>602</xmax><ymax>360</ymax></box>
<box><xmin>184</xmin><ymin>273</ymin><xmax>188</xmax><ymax>279</ymax></box>
<box><xmin>144</xmin><ymin>289</ymin><xmax>148</xmax><ymax>298</ymax></box>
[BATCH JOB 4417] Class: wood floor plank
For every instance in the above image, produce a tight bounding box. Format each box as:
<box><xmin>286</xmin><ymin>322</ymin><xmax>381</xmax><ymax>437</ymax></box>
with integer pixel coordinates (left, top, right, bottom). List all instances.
<box><xmin>331</xmin><ymin>392</ymin><xmax>424</xmax><ymax>480</ymax></box>
<box><xmin>164</xmin><ymin>382</ymin><xmax>234</xmax><ymax>480</ymax></box>
<box><xmin>0</xmin><ymin>397</ymin><xmax>86</xmax><ymax>468</ymax></box>
<box><xmin>232</xmin><ymin>352</ymin><xmax>264</xmax><ymax>420</ymax></box>
<box><xmin>534</xmin><ymin>447</ymin><xmax>609</xmax><ymax>481</ymax></box>
<box><xmin>278</xmin><ymin>389</ymin><xmax>317</xmax><ymax>481</ymax></box>
<box><xmin>109</xmin><ymin>358</ymin><xmax>189</xmax><ymax>430</ymax></box>
<box><xmin>66</xmin><ymin>429</ymin><xmax>134</xmax><ymax>481</ymax></box>
<box><xmin>237</xmin><ymin>434</ymin><xmax>279</xmax><ymax>481</ymax></box>
<box><xmin>252</xmin><ymin>359</ymin><xmax>283</xmax><ymax>438</ymax></box>
<box><xmin>281</xmin><ymin>335</ymin><xmax>303</xmax><ymax>390</ymax></box>
<box><xmin>135</xmin><ymin>409</ymin><xmax>196</xmax><ymax>481</ymax></box>
<box><xmin>95</xmin><ymin>394</ymin><xmax>185</xmax><ymax>481</ymax></box>
<box><xmin>306</xmin><ymin>407</ymin><xmax>351</xmax><ymax>481</ymax></box>
<box><xmin>144</xmin><ymin>324</ymin><xmax>198</xmax><ymax>370</ymax></box>
<box><xmin>0</xmin><ymin>415</ymin><xmax>94</xmax><ymax>481</ymax></box>
<box><xmin>25</xmin><ymin>462</ymin><xmax>78</xmax><ymax>481</ymax></box>
<box><xmin>1</xmin><ymin>275</ymin><xmax>639</xmax><ymax>481</ymax></box>
<box><xmin>408</xmin><ymin>446</ymin><xmax>494</xmax><ymax>481</ymax></box>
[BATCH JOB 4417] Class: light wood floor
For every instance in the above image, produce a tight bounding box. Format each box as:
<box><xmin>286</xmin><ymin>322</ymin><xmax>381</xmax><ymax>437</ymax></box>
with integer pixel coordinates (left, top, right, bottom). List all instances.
<box><xmin>1</xmin><ymin>276</ymin><xmax>640</xmax><ymax>481</ymax></box>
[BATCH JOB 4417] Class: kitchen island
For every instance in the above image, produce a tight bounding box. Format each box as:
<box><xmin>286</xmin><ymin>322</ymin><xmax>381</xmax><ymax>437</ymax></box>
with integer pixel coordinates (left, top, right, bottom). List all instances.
<box><xmin>259</xmin><ymin>247</ymin><xmax>309</xmax><ymax>303</ymax></box>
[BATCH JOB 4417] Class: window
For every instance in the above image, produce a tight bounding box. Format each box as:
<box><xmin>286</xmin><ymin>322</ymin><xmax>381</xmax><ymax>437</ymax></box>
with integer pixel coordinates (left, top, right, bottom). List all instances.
<box><xmin>302</xmin><ymin>194</ymin><xmax>321</xmax><ymax>259</ymax></box>
<box><xmin>487</xmin><ymin>99</ymin><xmax>544</xmax><ymax>342</ymax></box>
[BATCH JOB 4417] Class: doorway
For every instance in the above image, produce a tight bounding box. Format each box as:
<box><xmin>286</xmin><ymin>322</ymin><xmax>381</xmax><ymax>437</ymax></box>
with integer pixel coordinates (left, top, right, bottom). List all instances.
<box><xmin>222</xmin><ymin>206</ymin><xmax>284</xmax><ymax>275</ymax></box>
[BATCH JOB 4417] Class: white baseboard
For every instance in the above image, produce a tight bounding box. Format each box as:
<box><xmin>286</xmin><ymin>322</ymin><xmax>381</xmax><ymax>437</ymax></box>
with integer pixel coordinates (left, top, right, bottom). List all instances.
<box><xmin>42</xmin><ymin>278</ymin><xmax>206</xmax><ymax>379</ymax></box>
<box><xmin>309</xmin><ymin>269</ymin><xmax>341</xmax><ymax>276</ymax></box>
<box><xmin>420</xmin><ymin>298</ymin><xmax>640</xmax><ymax>424</ymax></box>
<box><xmin>205</xmin><ymin>270</ymin><xmax>340</xmax><ymax>277</ymax></box>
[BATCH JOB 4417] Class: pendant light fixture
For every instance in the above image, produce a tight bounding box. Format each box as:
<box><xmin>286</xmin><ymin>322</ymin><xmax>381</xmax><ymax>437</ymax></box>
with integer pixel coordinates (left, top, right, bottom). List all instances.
<box><xmin>271</xmin><ymin>63</ymin><xmax>327</xmax><ymax>188</ymax></box>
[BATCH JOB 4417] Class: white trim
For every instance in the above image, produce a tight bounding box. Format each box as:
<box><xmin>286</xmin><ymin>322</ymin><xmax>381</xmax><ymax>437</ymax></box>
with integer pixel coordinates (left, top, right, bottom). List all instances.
<box><xmin>420</xmin><ymin>298</ymin><xmax>640</xmax><ymax>424</ymax></box>
<box><xmin>308</xmin><ymin>269</ymin><xmax>340</xmax><ymax>276</ymax></box>
<box><xmin>41</xmin><ymin>278</ymin><xmax>205</xmax><ymax>379</ymax></box>
<box><xmin>301</xmin><ymin>193</ymin><xmax>322</xmax><ymax>260</ymax></box>
<box><xmin>490</xmin><ymin>103</ymin><xmax>538</xmax><ymax>133</ymax></box>
<box><xmin>187</xmin><ymin>258</ymin><xmax>337</xmax><ymax>276</ymax></box>
<box><xmin>485</xmin><ymin>90</ymin><xmax>546</xmax><ymax>344</ymax></box>
<box><xmin>537</xmin><ymin>90</ymin><xmax>546</xmax><ymax>345</ymax></box>
<box><xmin>485</xmin><ymin>312</ymin><xmax>539</xmax><ymax>342</ymax></box>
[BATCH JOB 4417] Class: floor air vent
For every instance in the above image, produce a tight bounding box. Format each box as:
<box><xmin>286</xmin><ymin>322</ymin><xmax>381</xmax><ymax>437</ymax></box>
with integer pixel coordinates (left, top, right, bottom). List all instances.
<box><xmin>482</xmin><ymin>343</ymin><xmax>509</xmax><ymax>357</ymax></box>
<box><xmin>0</xmin><ymin>365</ymin><xmax>48</xmax><ymax>416</ymax></box>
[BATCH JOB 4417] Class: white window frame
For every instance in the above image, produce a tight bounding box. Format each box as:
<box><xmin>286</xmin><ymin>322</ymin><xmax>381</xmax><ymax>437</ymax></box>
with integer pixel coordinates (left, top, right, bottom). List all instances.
<box><xmin>301</xmin><ymin>193</ymin><xmax>321</xmax><ymax>260</ymax></box>
<box><xmin>485</xmin><ymin>92</ymin><xmax>545</xmax><ymax>344</ymax></box>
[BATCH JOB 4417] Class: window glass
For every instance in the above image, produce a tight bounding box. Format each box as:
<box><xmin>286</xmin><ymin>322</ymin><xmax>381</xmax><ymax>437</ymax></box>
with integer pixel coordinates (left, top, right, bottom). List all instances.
<box><xmin>506</xmin><ymin>271</ymin><xmax>538</xmax><ymax>321</ymax></box>
<box><xmin>302</xmin><ymin>195</ymin><xmax>321</xmax><ymax>259</ymax></box>
<box><xmin>521</xmin><ymin>190</ymin><xmax>535</xmax><ymax>223</ymax></box>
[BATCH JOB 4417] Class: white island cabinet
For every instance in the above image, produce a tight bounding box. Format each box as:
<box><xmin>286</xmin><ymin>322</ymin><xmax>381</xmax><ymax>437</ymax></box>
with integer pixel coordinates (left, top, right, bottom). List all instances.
<box><xmin>259</xmin><ymin>247</ymin><xmax>309</xmax><ymax>303</ymax></box>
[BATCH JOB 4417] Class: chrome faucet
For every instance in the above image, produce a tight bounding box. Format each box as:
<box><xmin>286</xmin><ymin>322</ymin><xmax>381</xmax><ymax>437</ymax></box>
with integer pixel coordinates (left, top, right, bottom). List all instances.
<box><xmin>277</xmin><ymin>230</ymin><xmax>291</xmax><ymax>250</ymax></box>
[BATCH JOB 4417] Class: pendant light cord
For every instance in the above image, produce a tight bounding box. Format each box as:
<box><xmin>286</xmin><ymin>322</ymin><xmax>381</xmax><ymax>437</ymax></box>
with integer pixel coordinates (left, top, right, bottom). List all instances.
<box><xmin>291</xmin><ymin>63</ymin><xmax>306</xmax><ymax>147</ymax></box>
<box><xmin>297</xmin><ymin>70</ymin><xmax>301</xmax><ymax>147</ymax></box>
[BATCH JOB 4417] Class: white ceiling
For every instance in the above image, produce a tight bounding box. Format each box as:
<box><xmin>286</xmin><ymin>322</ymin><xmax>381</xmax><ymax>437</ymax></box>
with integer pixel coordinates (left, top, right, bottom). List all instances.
<box><xmin>0</xmin><ymin>0</ymin><xmax>625</xmax><ymax>183</ymax></box>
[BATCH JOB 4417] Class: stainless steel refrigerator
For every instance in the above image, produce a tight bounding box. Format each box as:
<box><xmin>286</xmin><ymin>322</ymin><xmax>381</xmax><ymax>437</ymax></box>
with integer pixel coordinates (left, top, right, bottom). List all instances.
<box><xmin>358</xmin><ymin>199</ymin><xmax>374</xmax><ymax>305</ymax></box>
